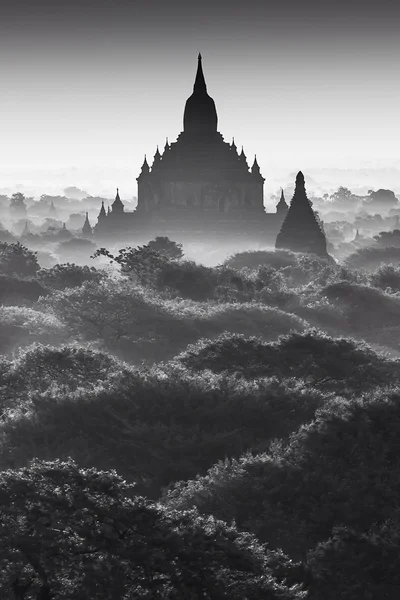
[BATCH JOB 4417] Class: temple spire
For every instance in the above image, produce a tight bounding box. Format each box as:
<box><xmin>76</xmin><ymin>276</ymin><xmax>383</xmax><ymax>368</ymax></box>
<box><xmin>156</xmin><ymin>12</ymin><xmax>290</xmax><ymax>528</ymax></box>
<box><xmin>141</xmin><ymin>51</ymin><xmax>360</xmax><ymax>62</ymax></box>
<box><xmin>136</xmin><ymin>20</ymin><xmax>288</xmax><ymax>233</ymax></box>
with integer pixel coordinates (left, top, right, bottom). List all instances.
<box><xmin>112</xmin><ymin>188</ymin><xmax>124</xmax><ymax>213</ymax></box>
<box><xmin>183</xmin><ymin>54</ymin><xmax>218</xmax><ymax>133</ymax></box>
<box><xmin>275</xmin><ymin>171</ymin><xmax>328</xmax><ymax>257</ymax></box>
<box><xmin>98</xmin><ymin>201</ymin><xmax>106</xmax><ymax>220</ymax></box>
<box><xmin>141</xmin><ymin>155</ymin><xmax>149</xmax><ymax>172</ymax></box>
<box><xmin>82</xmin><ymin>212</ymin><xmax>92</xmax><ymax>237</ymax></box>
<box><xmin>276</xmin><ymin>188</ymin><xmax>288</xmax><ymax>214</ymax></box>
<box><xmin>193</xmin><ymin>53</ymin><xmax>207</xmax><ymax>94</ymax></box>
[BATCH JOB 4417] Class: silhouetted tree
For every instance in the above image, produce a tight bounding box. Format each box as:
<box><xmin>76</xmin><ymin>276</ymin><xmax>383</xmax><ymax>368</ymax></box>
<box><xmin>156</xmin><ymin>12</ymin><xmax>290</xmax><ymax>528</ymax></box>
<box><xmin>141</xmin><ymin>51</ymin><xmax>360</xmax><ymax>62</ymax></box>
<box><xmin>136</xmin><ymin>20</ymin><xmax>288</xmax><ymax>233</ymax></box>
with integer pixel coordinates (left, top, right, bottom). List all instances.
<box><xmin>147</xmin><ymin>236</ymin><xmax>184</xmax><ymax>260</ymax></box>
<box><xmin>9</xmin><ymin>193</ymin><xmax>27</xmax><ymax>218</ymax></box>
<box><xmin>330</xmin><ymin>187</ymin><xmax>353</xmax><ymax>204</ymax></box>
<box><xmin>0</xmin><ymin>241</ymin><xmax>39</xmax><ymax>276</ymax></box>
<box><xmin>36</xmin><ymin>263</ymin><xmax>107</xmax><ymax>290</ymax></box>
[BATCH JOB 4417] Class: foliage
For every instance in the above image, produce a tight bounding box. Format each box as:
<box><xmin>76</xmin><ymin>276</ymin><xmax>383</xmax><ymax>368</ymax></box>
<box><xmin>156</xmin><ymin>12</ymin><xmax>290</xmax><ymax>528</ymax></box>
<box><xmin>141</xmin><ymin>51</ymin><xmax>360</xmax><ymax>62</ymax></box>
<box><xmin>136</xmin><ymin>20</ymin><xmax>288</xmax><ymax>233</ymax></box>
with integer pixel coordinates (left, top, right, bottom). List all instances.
<box><xmin>192</xmin><ymin>302</ymin><xmax>306</xmax><ymax>337</ymax></box>
<box><xmin>321</xmin><ymin>280</ymin><xmax>400</xmax><ymax>330</ymax></box>
<box><xmin>0</xmin><ymin>306</ymin><xmax>67</xmax><ymax>355</ymax></box>
<box><xmin>147</xmin><ymin>236</ymin><xmax>184</xmax><ymax>260</ymax></box>
<box><xmin>0</xmin><ymin>241</ymin><xmax>40</xmax><ymax>277</ymax></box>
<box><xmin>0</xmin><ymin>274</ymin><xmax>47</xmax><ymax>305</ymax></box>
<box><xmin>167</xmin><ymin>387</ymin><xmax>400</xmax><ymax>561</ymax></box>
<box><xmin>374</xmin><ymin>229</ymin><xmax>400</xmax><ymax>248</ymax></box>
<box><xmin>306</xmin><ymin>520</ymin><xmax>400</xmax><ymax>599</ymax></box>
<box><xmin>40</xmin><ymin>279</ymin><xmax>308</xmax><ymax>363</ymax></box>
<box><xmin>9</xmin><ymin>192</ymin><xmax>27</xmax><ymax>216</ymax></box>
<box><xmin>93</xmin><ymin>244</ymin><xmax>169</xmax><ymax>286</ymax></box>
<box><xmin>175</xmin><ymin>330</ymin><xmax>400</xmax><ymax>395</ymax></box>
<box><xmin>0</xmin><ymin>346</ymin><xmax>325</xmax><ymax>496</ymax></box>
<box><xmin>94</xmin><ymin>245</ymin><xmax>239</xmax><ymax>301</ymax></box>
<box><xmin>345</xmin><ymin>245</ymin><xmax>400</xmax><ymax>271</ymax></box>
<box><xmin>224</xmin><ymin>249</ymin><xmax>298</xmax><ymax>271</ymax></box>
<box><xmin>0</xmin><ymin>344</ymin><xmax>128</xmax><ymax>409</ymax></box>
<box><xmin>369</xmin><ymin>263</ymin><xmax>400</xmax><ymax>292</ymax></box>
<box><xmin>40</xmin><ymin>279</ymin><xmax>199</xmax><ymax>362</ymax></box>
<box><xmin>36</xmin><ymin>263</ymin><xmax>108</xmax><ymax>290</ymax></box>
<box><xmin>329</xmin><ymin>186</ymin><xmax>353</xmax><ymax>204</ymax></box>
<box><xmin>0</xmin><ymin>458</ymin><xmax>306</xmax><ymax>599</ymax></box>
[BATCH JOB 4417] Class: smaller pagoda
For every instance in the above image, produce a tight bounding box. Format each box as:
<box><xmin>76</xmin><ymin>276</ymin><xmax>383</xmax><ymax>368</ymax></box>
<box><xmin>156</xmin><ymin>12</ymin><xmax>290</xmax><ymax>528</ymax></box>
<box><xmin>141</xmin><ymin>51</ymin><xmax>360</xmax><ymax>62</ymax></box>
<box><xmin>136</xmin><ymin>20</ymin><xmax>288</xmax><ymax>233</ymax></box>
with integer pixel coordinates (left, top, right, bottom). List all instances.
<box><xmin>275</xmin><ymin>172</ymin><xmax>328</xmax><ymax>257</ymax></box>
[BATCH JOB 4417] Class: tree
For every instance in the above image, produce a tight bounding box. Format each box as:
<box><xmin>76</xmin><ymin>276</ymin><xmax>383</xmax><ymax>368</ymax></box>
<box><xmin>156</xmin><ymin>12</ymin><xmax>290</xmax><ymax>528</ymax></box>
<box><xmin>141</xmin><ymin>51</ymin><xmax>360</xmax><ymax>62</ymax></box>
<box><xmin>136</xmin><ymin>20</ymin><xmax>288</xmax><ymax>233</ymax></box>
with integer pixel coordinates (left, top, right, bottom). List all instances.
<box><xmin>147</xmin><ymin>236</ymin><xmax>184</xmax><ymax>260</ymax></box>
<box><xmin>364</xmin><ymin>188</ymin><xmax>398</xmax><ymax>209</ymax></box>
<box><xmin>374</xmin><ymin>229</ymin><xmax>400</xmax><ymax>248</ymax></box>
<box><xmin>307</xmin><ymin>520</ymin><xmax>400</xmax><ymax>599</ymax></box>
<box><xmin>36</xmin><ymin>263</ymin><xmax>107</xmax><ymax>290</ymax></box>
<box><xmin>329</xmin><ymin>187</ymin><xmax>353</xmax><ymax>204</ymax></box>
<box><xmin>0</xmin><ymin>458</ymin><xmax>306</xmax><ymax>600</ymax></box>
<box><xmin>63</xmin><ymin>186</ymin><xmax>90</xmax><ymax>200</ymax></box>
<box><xmin>93</xmin><ymin>244</ymin><xmax>168</xmax><ymax>286</ymax></box>
<box><xmin>0</xmin><ymin>241</ymin><xmax>40</xmax><ymax>276</ymax></box>
<box><xmin>9</xmin><ymin>193</ymin><xmax>27</xmax><ymax>218</ymax></box>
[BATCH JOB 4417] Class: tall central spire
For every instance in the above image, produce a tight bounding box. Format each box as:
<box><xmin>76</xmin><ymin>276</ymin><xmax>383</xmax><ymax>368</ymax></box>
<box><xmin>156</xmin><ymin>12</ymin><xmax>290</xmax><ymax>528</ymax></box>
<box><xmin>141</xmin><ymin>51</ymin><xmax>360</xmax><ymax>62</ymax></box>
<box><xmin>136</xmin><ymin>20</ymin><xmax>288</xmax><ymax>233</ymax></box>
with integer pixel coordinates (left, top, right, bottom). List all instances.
<box><xmin>193</xmin><ymin>53</ymin><xmax>207</xmax><ymax>94</ymax></box>
<box><xmin>183</xmin><ymin>53</ymin><xmax>218</xmax><ymax>134</ymax></box>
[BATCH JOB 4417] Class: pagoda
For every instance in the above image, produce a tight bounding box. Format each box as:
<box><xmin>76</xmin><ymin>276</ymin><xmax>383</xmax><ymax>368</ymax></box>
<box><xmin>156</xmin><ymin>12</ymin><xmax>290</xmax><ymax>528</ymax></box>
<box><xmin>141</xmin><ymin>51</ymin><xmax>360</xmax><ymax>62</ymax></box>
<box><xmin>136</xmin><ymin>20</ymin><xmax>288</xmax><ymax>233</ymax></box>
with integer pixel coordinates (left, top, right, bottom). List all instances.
<box><xmin>82</xmin><ymin>212</ymin><xmax>93</xmax><ymax>237</ymax></box>
<box><xmin>275</xmin><ymin>172</ymin><xmax>329</xmax><ymax>257</ymax></box>
<box><xmin>92</xmin><ymin>54</ymin><xmax>288</xmax><ymax>243</ymax></box>
<box><xmin>135</xmin><ymin>54</ymin><xmax>268</xmax><ymax>232</ymax></box>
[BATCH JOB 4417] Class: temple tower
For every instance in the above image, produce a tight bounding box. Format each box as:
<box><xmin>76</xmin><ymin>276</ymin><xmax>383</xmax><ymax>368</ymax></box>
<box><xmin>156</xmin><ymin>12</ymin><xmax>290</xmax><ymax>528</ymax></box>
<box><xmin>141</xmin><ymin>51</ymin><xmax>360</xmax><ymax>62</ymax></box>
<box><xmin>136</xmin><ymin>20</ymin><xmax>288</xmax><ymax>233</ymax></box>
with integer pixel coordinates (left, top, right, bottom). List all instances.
<box><xmin>135</xmin><ymin>54</ymin><xmax>266</xmax><ymax>224</ymax></box>
<box><xmin>275</xmin><ymin>172</ymin><xmax>328</xmax><ymax>257</ymax></box>
<box><xmin>82</xmin><ymin>212</ymin><xmax>93</xmax><ymax>237</ymax></box>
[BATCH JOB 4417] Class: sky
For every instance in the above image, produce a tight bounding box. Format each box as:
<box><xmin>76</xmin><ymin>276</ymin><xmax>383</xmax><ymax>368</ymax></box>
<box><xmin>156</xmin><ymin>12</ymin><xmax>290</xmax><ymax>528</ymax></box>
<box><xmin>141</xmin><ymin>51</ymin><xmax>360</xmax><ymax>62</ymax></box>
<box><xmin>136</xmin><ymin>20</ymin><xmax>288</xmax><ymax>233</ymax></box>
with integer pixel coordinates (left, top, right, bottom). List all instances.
<box><xmin>1</xmin><ymin>0</ymin><xmax>400</xmax><ymax>198</ymax></box>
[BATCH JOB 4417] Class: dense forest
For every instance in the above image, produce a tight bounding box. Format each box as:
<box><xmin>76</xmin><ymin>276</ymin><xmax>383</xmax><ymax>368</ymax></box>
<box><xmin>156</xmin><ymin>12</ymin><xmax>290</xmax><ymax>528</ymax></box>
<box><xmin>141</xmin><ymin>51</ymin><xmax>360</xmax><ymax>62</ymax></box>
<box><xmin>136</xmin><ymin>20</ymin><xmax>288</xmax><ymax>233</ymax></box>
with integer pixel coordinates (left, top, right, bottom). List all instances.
<box><xmin>2</xmin><ymin>235</ymin><xmax>400</xmax><ymax>598</ymax></box>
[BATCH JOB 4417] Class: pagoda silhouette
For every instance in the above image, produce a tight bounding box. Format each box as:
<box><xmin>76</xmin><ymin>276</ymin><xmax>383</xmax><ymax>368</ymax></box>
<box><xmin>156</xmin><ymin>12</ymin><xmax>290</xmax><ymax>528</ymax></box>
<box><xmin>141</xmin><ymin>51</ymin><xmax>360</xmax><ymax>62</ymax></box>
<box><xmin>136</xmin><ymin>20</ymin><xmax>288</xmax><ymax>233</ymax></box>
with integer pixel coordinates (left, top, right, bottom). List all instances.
<box><xmin>275</xmin><ymin>172</ymin><xmax>329</xmax><ymax>257</ymax></box>
<box><xmin>93</xmin><ymin>54</ymin><xmax>286</xmax><ymax>243</ymax></box>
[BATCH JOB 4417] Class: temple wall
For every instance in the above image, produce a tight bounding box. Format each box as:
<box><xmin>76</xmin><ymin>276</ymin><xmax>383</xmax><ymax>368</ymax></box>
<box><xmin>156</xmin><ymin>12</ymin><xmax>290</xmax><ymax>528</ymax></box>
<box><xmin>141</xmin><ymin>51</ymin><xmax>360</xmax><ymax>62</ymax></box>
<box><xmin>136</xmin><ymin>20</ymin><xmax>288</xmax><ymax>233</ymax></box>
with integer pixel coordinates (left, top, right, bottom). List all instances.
<box><xmin>138</xmin><ymin>175</ymin><xmax>264</xmax><ymax>215</ymax></box>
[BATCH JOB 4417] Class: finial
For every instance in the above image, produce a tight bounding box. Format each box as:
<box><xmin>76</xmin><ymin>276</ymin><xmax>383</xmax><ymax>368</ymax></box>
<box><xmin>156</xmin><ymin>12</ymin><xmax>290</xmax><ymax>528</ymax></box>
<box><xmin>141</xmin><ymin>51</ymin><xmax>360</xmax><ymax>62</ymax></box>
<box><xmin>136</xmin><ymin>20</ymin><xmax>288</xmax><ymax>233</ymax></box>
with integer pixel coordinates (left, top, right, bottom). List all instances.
<box><xmin>198</xmin><ymin>52</ymin><xmax>202</xmax><ymax>60</ymax></box>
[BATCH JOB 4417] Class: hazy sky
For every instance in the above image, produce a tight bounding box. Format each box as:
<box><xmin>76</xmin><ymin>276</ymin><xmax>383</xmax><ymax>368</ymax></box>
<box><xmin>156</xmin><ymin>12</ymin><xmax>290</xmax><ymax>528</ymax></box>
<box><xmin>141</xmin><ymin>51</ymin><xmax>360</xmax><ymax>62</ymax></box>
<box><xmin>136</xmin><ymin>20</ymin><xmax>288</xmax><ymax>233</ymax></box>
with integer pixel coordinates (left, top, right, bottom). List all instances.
<box><xmin>1</xmin><ymin>0</ymin><xmax>400</xmax><ymax>196</ymax></box>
